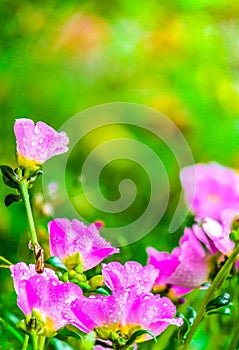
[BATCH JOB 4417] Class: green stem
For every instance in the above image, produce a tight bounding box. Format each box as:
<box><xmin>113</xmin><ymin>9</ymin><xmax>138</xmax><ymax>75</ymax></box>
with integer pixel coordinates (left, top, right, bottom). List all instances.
<box><xmin>22</xmin><ymin>334</ymin><xmax>29</xmax><ymax>350</ymax></box>
<box><xmin>31</xmin><ymin>333</ymin><xmax>38</xmax><ymax>350</ymax></box>
<box><xmin>0</xmin><ymin>256</ymin><xmax>12</xmax><ymax>266</ymax></box>
<box><xmin>38</xmin><ymin>336</ymin><xmax>46</xmax><ymax>350</ymax></box>
<box><xmin>18</xmin><ymin>179</ymin><xmax>39</xmax><ymax>247</ymax></box>
<box><xmin>181</xmin><ymin>244</ymin><xmax>239</xmax><ymax>349</ymax></box>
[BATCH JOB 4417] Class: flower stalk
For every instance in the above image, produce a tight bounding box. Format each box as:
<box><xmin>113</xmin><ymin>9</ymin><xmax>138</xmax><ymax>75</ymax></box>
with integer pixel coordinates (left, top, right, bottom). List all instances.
<box><xmin>31</xmin><ymin>332</ymin><xmax>38</xmax><ymax>350</ymax></box>
<box><xmin>22</xmin><ymin>334</ymin><xmax>29</xmax><ymax>350</ymax></box>
<box><xmin>18</xmin><ymin>179</ymin><xmax>38</xmax><ymax>247</ymax></box>
<box><xmin>38</xmin><ymin>335</ymin><xmax>46</xmax><ymax>350</ymax></box>
<box><xmin>181</xmin><ymin>243</ymin><xmax>239</xmax><ymax>349</ymax></box>
<box><xmin>18</xmin><ymin>176</ymin><xmax>44</xmax><ymax>273</ymax></box>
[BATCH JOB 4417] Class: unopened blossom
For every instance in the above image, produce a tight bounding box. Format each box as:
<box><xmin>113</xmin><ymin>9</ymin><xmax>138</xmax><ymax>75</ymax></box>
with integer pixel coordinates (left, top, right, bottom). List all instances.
<box><xmin>14</xmin><ymin>118</ymin><xmax>69</xmax><ymax>171</ymax></box>
<box><xmin>197</xmin><ymin>218</ymin><xmax>235</xmax><ymax>256</ymax></box>
<box><xmin>71</xmin><ymin>288</ymin><xmax>183</xmax><ymax>345</ymax></box>
<box><xmin>49</xmin><ymin>218</ymin><xmax>119</xmax><ymax>271</ymax></box>
<box><xmin>102</xmin><ymin>261</ymin><xmax>159</xmax><ymax>294</ymax></box>
<box><xmin>180</xmin><ymin>162</ymin><xmax>239</xmax><ymax>220</ymax></box>
<box><xmin>10</xmin><ymin>262</ymin><xmax>82</xmax><ymax>336</ymax></box>
<box><xmin>147</xmin><ymin>228</ymin><xmax>210</xmax><ymax>296</ymax></box>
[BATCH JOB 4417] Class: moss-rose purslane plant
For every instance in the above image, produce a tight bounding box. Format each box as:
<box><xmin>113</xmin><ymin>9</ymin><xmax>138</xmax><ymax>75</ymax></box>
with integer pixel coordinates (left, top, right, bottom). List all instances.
<box><xmin>1</xmin><ymin>119</ymin><xmax>239</xmax><ymax>349</ymax></box>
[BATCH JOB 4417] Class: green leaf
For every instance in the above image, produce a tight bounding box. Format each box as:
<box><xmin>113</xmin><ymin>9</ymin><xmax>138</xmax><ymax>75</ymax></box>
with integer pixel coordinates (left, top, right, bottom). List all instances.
<box><xmin>79</xmin><ymin>332</ymin><xmax>96</xmax><ymax>350</ymax></box>
<box><xmin>45</xmin><ymin>256</ymin><xmax>68</xmax><ymax>272</ymax></box>
<box><xmin>201</xmin><ymin>282</ymin><xmax>211</xmax><ymax>288</ymax></box>
<box><xmin>4</xmin><ymin>193</ymin><xmax>22</xmax><ymax>207</ymax></box>
<box><xmin>125</xmin><ymin>329</ymin><xmax>157</xmax><ymax>347</ymax></box>
<box><xmin>2</xmin><ymin>175</ymin><xmax>19</xmax><ymax>189</ymax></box>
<box><xmin>94</xmin><ymin>340</ymin><xmax>114</xmax><ymax>348</ymax></box>
<box><xmin>74</xmin><ymin>281</ymin><xmax>91</xmax><ymax>290</ymax></box>
<box><xmin>95</xmin><ymin>287</ymin><xmax>111</xmax><ymax>296</ymax></box>
<box><xmin>57</xmin><ymin>327</ymin><xmax>82</xmax><ymax>339</ymax></box>
<box><xmin>207</xmin><ymin>305</ymin><xmax>232</xmax><ymax>316</ymax></box>
<box><xmin>0</xmin><ymin>165</ymin><xmax>19</xmax><ymax>189</ymax></box>
<box><xmin>0</xmin><ymin>165</ymin><xmax>18</xmax><ymax>181</ymax></box>
<box><xmin>186</xmin><ymin>306</ymin><xmax>197</xmax><ymax>326</ymax></box>
<box><xmin>206</xmin><ymin>293</ymin><xmax>231</xmax><ymax>312</ymax></box>
<box><xmin>28</xmin><ymin>170</ymin><xmax>43</xmax><ymax>187</ymax></box>
<box><xmin>177</xmin><ymin>307</ymin><xmax>197</xmax><ymax>343</ymax></box>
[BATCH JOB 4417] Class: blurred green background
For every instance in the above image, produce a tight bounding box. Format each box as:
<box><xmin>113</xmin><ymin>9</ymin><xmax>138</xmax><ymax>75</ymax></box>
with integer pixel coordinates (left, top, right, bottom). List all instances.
<box><xmin>0</xmin><ymin>0</ymin><xmax>239</xmax><ymax>349</ymax></box>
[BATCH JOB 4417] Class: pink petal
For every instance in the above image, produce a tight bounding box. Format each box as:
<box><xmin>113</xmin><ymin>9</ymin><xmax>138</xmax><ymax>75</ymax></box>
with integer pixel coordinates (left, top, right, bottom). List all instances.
<box><xmin>180</xmin><ymin>162</ymin><xmax>239</xmax><ymax>220</ymax></box>
<box><xmin>102</xmin><ymin>261</ymin><xmax>159</xmax><ymax>294</ymax></box>
<box><xmin>14</xmin><ymin>118</ymin><xmax>69</xmax><ymax>164</ymax></box>
<box><xmin>49</xmin><ymin>218</ymin><xmax>119</xmax><ymax>271</ymax></box>
<box><xmin>11</xmin><ymin>263</ymin><xmax>83</xmax><ymax>331</ymax></box>
<box><xmin>71</xmin><ymin>289</ymin><xmax>182</xmax><ymax>339</ymax></box>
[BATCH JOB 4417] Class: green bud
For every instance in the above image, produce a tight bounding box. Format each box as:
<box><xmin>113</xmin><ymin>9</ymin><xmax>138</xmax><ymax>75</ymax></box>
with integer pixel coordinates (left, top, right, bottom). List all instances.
<box><xmin>17</xmin><ymin>319</ymin><xmax>28</xmax><ymax>334</ymax></box>
<box><xmin>61</xmin><ymin>272</ymin><xmax>69</xmax><ymax>282</ymax></box>
<box><xmin>95</xmin><ymin>327</ymin><xmax>111</xmax><ymax>340</ymax></box>
<box><xmin>89</xmin><ymin>275</ymin><xmax>104</xmax><ymax>290</ymax></box>
<box><xmin>65</xmin><ymin>252</ymin><xmax>82</xmax><ymax>271</ymax></box>
<box><xmin>110</xmin><ymin>330</ymin><xmax>120</xmax><ymax>341</ymax></box>
<box><xmin>231</xmin><ymin>214</ymin><xmax>239</xmax><ymax>231</ymax></box>
<box><xmin>116</xmin><ymin>336</ymin><xmax>127</xmax><ymax>346</ymax></box>
<box><xmin>75</xmin><ymin>263</ymin><xmax>84</xmax><ymax>274</ymax></box>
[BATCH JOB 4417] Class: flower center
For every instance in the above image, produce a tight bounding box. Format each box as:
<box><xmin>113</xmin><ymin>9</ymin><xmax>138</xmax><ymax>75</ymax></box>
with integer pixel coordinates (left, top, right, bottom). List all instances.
<box><xmin>208</xmin><ymin>194</ymin><xmax>221</xmax><ymax>204</ymax></box>
<box><xmin>95</xmin><ymin>323</ymin><xmax>144</xmax><ymax>346</ymax></box>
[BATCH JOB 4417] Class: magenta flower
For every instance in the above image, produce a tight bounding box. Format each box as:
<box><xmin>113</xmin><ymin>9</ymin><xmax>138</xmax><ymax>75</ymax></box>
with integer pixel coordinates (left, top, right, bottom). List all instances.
<box><xmin>10</xmin><ymin>262</ymin><xmax>82</xmax><ymax>336</ymax></box>
<box><xmin>146</xmin><ymin>248</ymin><xmax>191</xmax><ymax>298</ymax></box>
<box><xmin>197</xmin><ymin>218</ymin><xmax>235</xmax><ymax>256</ymax></box>
<box><xmin>180</xmin><ymin>162</ymin><xmax>239</xmax><ymax>220</ymax></box>
<box><xmin>102</xmin><ymin>261</ymin><xmax>159</xmax><ymax>294</ymax></box>
<box><xmin>147</xmin><ymin>228</ymin><xmax>210</xmax><ymax>296</ymax></box>
<box><xmin>14</xmin><ymin>118</ymin><xmax>69</xmax><ymax>171</ymax></box>
<box><xmin>49</xmin><ymin>218</ymin><xmax>119</xmax><ymax>271</ymax></box>
<box><xmin>70</xmin><ymin>288</ymin><xmax>183</xmax><ymax>345</ymax></box>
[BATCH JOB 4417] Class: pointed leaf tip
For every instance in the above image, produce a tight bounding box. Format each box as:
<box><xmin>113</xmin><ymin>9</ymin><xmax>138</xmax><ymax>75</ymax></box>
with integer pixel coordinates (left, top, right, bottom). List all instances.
<box><xmin>45</xmin><ymin>256</ymin><xmax>68</xmax><ymax>272</ymax></box>
<box><xmin>4</xmin><ymin>194</ymin><xmax>22</xmax><ymax>207</ymax></box>
<box><xmin>125</xmin><ymin>329</ymin><xmax>157</xmax><ymax>347</ymax></box>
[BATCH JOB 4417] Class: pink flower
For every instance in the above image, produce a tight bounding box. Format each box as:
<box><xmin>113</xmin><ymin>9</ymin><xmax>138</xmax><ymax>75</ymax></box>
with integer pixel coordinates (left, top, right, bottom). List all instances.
<box><xmin>180</xmin><ymin>162</ymin><xmax>239</xmax><ymax>220</ymax></box>
<box><xmin>70</xmin><ymin>289</ymin><xmax>183</xmax><ymax>345</ymax></box>
<box><xmin>199</xmin><ymin>218</ymin><xmax>235</xmax><ymax>255</ymax></box>
<box><xmin>14</xmin><ymin>118</ymin><xmax>69</xmax><ymax>170</ymax></box>
<box><xmin>10</xmin><ymin>262</ymin><xmax>82</xmax><ymax>336</ymax></box>
<box><xmin>49</xmin><ymin>218</ymin><xmax>119</xmax><ymax>271</ymax></box>
<box><xmin>147</xmin><ymin>228</ymin><xmax>210</xmax><ymax>296</ymax></box>
<box><xmin>102</xmin><ymin>261</ymin><xmax>159</xmax><ymax>295</ymax></box>
<box><xmin>146</xmin><ymin>248</ymin><xmax>191</xmax><ymax>298</ymax></box>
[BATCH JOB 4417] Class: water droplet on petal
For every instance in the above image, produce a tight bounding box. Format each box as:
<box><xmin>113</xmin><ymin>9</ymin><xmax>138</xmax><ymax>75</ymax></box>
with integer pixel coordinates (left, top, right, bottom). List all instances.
<box><xmin>34</xmin><ymin>126</ymin><xmax>41</xmax><ymax>134</ymax></box>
